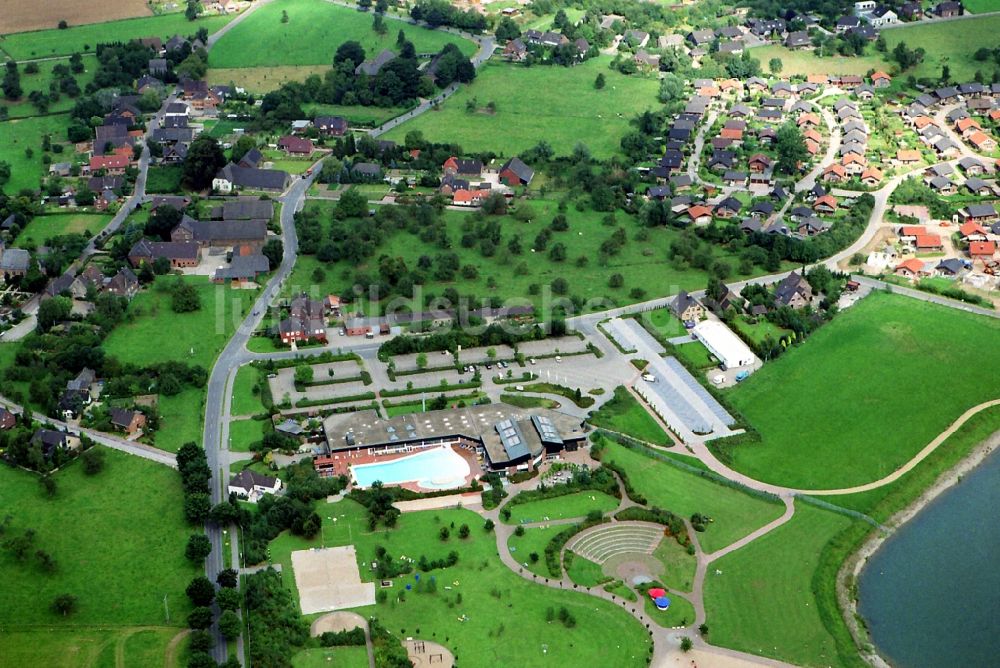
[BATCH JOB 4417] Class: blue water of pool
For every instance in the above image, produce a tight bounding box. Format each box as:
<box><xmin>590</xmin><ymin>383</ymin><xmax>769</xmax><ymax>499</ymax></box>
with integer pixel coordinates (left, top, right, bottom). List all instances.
<box><xmin>351</xmin><ymin>446</ymin><xmax>471</xmax><ymax>489</ymax></box>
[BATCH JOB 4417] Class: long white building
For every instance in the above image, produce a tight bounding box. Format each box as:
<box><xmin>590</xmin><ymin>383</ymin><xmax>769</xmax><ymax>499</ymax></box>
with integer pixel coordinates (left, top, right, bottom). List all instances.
<box><xmin>692</xmin><ymin>320</ymin><xmax>756</xmax><ymax>370</ymax></box>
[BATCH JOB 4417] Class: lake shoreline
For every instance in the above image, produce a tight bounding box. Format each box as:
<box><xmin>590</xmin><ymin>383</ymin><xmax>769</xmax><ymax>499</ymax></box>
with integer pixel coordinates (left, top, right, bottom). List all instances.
<box><xmin>838</xmin><ymin>429</ymin><xmax>1000</xmax><ymax>667</ymax></box>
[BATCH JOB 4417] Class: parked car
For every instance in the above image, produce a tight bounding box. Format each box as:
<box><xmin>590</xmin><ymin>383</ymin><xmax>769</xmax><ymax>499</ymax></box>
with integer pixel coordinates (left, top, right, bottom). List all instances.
<box><xmin>712</xmin><ymin>375</ymin><xmax>725</xmax><ymax>385</ymax></box>
<box><xmin>642</xmin><ymin>373</ymin><xmax>656</xmax><ymax>382</ymax></box>
<box><xmin>735</xmin><ymin>370</ymin><xmax>750</xmax><ymax>382</ymax></box>
<box><xmin>555</xmin><ymin>356</ymin><xmax>562</xmax><ymax>363</ymax></box>
<box><xmin>529</xmin><ymin>358</ymin><xmax>537</xmax><ymax>365</ymax></box>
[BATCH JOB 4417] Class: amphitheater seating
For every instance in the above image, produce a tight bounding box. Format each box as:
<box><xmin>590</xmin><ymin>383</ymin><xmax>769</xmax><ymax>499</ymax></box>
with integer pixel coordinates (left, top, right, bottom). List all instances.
<box><xmin>567</xmin><ymin>524</ymin><xmax>663</xmax><ymax>564</ymax></box>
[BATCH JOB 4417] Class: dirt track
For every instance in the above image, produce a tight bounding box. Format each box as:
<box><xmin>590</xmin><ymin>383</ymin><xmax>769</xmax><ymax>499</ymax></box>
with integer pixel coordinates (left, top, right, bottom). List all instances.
<box><xmin>2</xmin><ymin>0</ymin><xmax>151</xmax><ymax>34</ymax></box>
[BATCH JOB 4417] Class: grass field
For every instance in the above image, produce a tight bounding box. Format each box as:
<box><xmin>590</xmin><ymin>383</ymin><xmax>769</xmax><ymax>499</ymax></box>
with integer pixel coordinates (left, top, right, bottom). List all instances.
<box><xmin>145</xmin><ymin>164</ymin><xmax>184</xmax><ymax>194</ymax></box>
<box><xmin>1</xmin><ymin>0</ymin><xmax>151</xmax><ymax>34</ymax></box>
<box><xmin>508</xmin><ymin>525</ymin><xmax>566</xmax><ymax>577</ymax></box>
<box><xmin>600</xmin><ymin>441</ymin><xmax>785</xmax><ymax>553</ymax></box>
<box><xmin>755</xmin><ymin>17</ymin><xmax>1000</xmax><ymax>82</ymax></box>
<box><xmin>103</xmin><ymin>275</ymin><xmax>257</xmax><ymax>370</ymax></box>
<box><xmin>964</xmin><ymin>0</ymin><xmax>1000</xmax><ymax>11</ymax></box>
<box><xmin>383</xmin><ymin>57</ymin><xmax>661</xmax><ymax>159</ymax></box>
<box><xmin>0</xmin><ymin>12</ymin><xmax>233</xmax><ymax>60</ymax></box>
<box><xmin>229</xmin><ymin>417</ymin><xmax>267</xmax><ymax>452</ymax></box>
<box><xmin>268</xmin><ymin>500</ymin><xmax>653</xmax><ymax>667</ymax></box>
<box><xmin>731</xmin><ymin>316</ymin><xmax>791</xmax><ymax>345</ymax></box>
<box><xmin>724</xmin><ymin>292</ymin><xmax>1000</xmax><ymax>489</ymax></box>
<box><xmin>590</xmin><ymin>386</ymin><xmax>671</xmax><ymax>445</ymax></box>
<box><xmin>504</xmin><ymin>490</ymin><xmax>620</xmax><ymax>524</ymax></box>
<box><xmin>703</xmin><ymin>503</ymin><xmax>855</xmax><ymax>668</ymax></box>
<box><xmin>304</xmin><ymin>102</ymin><xmax>407</xmax><ymax>126</ymax></box>
<box><xmin>232</xmin><ymin>365</ymin><xmax>266</xmax><ymax>416</ymax></box>
<box><xmin>153</xmin><ymin>387</ymin><xmax>205</xmax><ymax>453</ymax></box>
<box><xmin>751</xmin><ymin>45</ymin><xmax>888</xmax><ymax>77</ymax></box>
<box><xmin>0</xmin><ymin>56</ymin><xmax>98</xmax><ymax>118</ymax></box>
<box><xmin>640</xmin><ymin>308</ymin><xmax>687</xmax><ymax>338</ymax></box>
<box><xmin>13</xmin><ymin>212</ymin><xmax>108</xmax><ymax>248</ymax></box>
<box><xmin>672</xmin><ymin>340</ymin><xmax>716</xmax><ymax>370</ymax></box>
<box><xmin>0</xmin><ymin>626</ymin><xmax>183</xmax><ymax>668</ymax></box>
<box><xmin>0</xmin><ymin>114</ymin><xmax>73</xmax><ymax>192</ymax></box>
<box><xmin>209</xmin><ymin>0</ymin><xmax>476</xmax><ymax>68</ymax></box>
<box><xmin>285</xmin><ymin>199</ymin><xmax>758</xmax><ymax>312</ymax></box>
<box><xmin>293</xmin><ymin>646</ymin><xmax>369</xmax><ymax>668</ymax></box>
<box><xmin>208</xmin><ymin>65</ymin><xmax>333</xmax><ymax>93</ymax></box>
<box><xmin>0</xmin><ymin>448</ymin><xmax>196</xmax><ymax>665</ymax></box>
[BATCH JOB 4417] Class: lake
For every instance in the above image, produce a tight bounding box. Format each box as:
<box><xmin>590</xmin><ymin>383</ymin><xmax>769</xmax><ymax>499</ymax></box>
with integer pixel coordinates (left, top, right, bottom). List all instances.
<box><xmin>858</xmin><ymin>449</ymin><xmax>1000</xmax><ymax>667</ymax></box>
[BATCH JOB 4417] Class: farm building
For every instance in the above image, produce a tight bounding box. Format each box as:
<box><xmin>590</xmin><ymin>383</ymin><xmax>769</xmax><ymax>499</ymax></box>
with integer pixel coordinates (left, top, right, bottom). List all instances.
<box><xmin>692</xmin><ymin>320</ymin><xmax>755</xmax><ymax>370</ymax></box>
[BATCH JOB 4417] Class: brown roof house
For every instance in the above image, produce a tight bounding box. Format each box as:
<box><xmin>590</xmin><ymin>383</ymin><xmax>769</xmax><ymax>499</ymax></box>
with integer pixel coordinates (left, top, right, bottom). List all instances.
<box><xmin>109</xmin><ymin>407</ymin><xmax>147</xmax><ymax>436</ymax></box>
<box><xmin>670</xmin><ymin>290</ymin><xmax>705</xmax><ymax>322</ymax></box>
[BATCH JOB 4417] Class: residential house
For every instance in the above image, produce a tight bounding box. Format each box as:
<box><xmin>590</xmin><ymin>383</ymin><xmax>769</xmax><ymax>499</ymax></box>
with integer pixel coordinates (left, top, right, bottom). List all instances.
<box><xmin>895</xmin><ymin>258</ymin><xmax>929</xmax><ymax>278</ymax></box>
<box><xmin>443</xmin><ymin>156</ymin><xmax>483</xmax><ymax>177</ymax></box>
<box><xmin>748</xmin><ymin>154</ymin><xmax>772</xmax><ymax>173</ymax></box>
<box><xmin>773</xmin><ymin>271</ymin><xmax>813</xmax><ymax>308</ymax></box>
<box><xmin>277</xmin><ymin>135</ymin><xmax>314</xmax><ymax>156</ymax></box>
<box><xmin>213</xmin><ymin>253</ymin><xmax>270</xmax><ymax>284</ymax></box>
<box><xmin>314</xmin><ymin>116</ymin><xmax>348</xmax><ymax>136</ymax></box>
<box><xmin>499</xmin><ymin>157</ymin><xmax>534</xmax><ymax>186</ymax></box>
<box><xmin>0</xmin><ymin>407</ymin><xmax>16</xmax><ymax>430</ymax></box>
<box><xmin>670</xmin><ymin>291</ymin><xmax>704</xmax><ymax>322</ymax></box>
<box><xmin>109</xmin><ymin>407</ymin><xmax>146</xmax><ymax>436</ymax></box>
<box><xmin>934</xmin><ymin>1</ymin><xmax>963</xmax><ymax>17</ymax></box>
<box><xmin>969</xmin><ymin>240</ymin><xmax>997</xmax><ymax>259</ymax></box>
<box><xmin>503</xmin><ymin>38</ymin><xmax>528</xmax><ymax>61</ymax></box>
<box><xmin>279</xmin><ymin>293</ymin><xmax>327</xmax><ymax>345</ymax></box>
<box><xmin>31</xmin><ymin>429</ymin><xmax>78</xmax><ymax>459</ymax></box>
<box><xmin>937</xmin><ymin>258</ymin><xmax>967</xmax><ymax>275</ymax></box>
<box><xmin>105</xmin><ymin>267</ymin><xmax>140</xmax><ymax>299</ymax></box>
<box><xmin>968</xmin><ymin>132</ymin><xmax>998</xmax><ymax>153</ymax></box>
<box><xmin>0</xmin><ymin>246</ymin><xmax>32</xmax><ymax>282</ymax></box>
<box><xmin>961</xmin><ymin>203</ymin><xmax>998</xmax><ymax>223</ymax></box>
<box><xmin>128</xmin><ymin>239</ymin><xmax>199</xmax><ymax>268</ymax></box>
<box><xmin>868</xmin><ymin>6</ymin><xmax>898</xmax><ymax>26</ymax></box>
<box><xmin>964</xmin><ymin>178</ymin><xmax>993</xmax><ymax>195</ymax></box>
<box><xmin>228</xmin><ymin>470</ymin><xmax>282</xmax><ymax>502</ymax></box>
<box><xmin>914</xmin><ymin>233</ymin><xmax>944</xmax><ymax>250</ymax></box>
<box><xmin>871</xmin><ymin>71</ymin><xmax>892</xmax><ymax>88</ymax></box>
<box><xmin>213</xmin><ymin>163</ymin><xmax>291</xmax><ymax>193</ymax></box>
<box><xmin>785</xmin><ymin>31</ymin><xmax>811</xmax><ymax>48</ymax></box>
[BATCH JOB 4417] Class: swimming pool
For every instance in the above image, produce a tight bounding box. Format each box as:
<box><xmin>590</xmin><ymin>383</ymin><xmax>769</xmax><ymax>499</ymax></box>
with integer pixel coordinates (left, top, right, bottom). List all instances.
<box><xmin>351</xmin><ymin>446</ymin><xmax>471</xmax><ymax>489</ymax></box>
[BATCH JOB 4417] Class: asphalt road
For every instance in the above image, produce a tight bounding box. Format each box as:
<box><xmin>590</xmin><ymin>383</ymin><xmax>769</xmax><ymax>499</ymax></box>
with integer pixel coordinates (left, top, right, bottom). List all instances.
<box><xmin>201</xmin><ymin>165</ymin><xmax>318</xmax><ymax>665</ymax></box>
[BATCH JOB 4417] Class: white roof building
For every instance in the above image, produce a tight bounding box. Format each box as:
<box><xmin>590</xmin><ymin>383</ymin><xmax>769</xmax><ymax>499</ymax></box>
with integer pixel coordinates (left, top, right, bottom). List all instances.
<box><xmin>692</xmin><ymin>321</ymin><xmax>756</xmax><ymax>370</ymax></box>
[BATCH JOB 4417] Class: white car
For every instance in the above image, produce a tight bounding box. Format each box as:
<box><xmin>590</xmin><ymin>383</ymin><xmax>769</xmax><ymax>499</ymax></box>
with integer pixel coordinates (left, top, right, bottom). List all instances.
<box><xmin>642</xmin><ymin>373</ymin><xmax>656</xmax><ymax>383</ymax></box>
<box><xmin>529</xmin><ymin>358</ymin><xmax>536</xmax><ymax>365</ymax></box>
<box><xmin>712</xmin><ymin>375</ymin><xmax>725</xmax><ymax>385</ymax></box>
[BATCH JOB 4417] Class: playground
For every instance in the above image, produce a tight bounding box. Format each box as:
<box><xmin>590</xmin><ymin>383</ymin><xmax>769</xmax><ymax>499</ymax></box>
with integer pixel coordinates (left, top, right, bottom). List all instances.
<box><xmin>404</xmin><ymin>639</ymin><xmax>455</xmax><ymax>667</ymax></box>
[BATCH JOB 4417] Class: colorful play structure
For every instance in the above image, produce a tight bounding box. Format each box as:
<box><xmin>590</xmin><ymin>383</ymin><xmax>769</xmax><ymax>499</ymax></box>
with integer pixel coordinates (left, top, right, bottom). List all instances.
<box><xmin>647</xmin><ymin>587</ymin><xmax>671</xmax><ymax>611</ymax></box>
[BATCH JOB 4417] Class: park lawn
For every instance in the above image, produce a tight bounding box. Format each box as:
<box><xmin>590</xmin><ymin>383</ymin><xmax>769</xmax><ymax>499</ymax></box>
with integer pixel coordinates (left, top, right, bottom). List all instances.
<box><xmin>0</xmin><ymin>448</ymin><xmax>198</xmax><ymax>630</ymax></box>
<box><xmin>293</xmin><ymin>647</ymin><xmax>369</xmax><ymax>668</ymax></box>
<box><xmin>154</xmin><ymin>387</ymin><xmax>205</xmax><ymax>453</ymax></box>
<box><xmin>383</xmin><ymin>57</ymin><xmax>661</xmax><ymax>159</ymax></box>
<box><xmin>504</xmin><ymin>490</ymin><xmax>620</xmax><ymax>524</ymax></box>
<box><xmin>13</xmin><ymin>212</ymin><xmax>109</xmax><ymax>248</ymax></box>
<box><xmin>0</xmin><ymin>56</ymin><xmax>98</xmax><ymax>119</ymax></box>
<box><xmin>232</xmin><ymin>365</ymin><xmax>267</xmax><ymax>416</ymax></box>
<box><xmin>269</xmin><ymin>500</ymin><xmax>652</xmax><ymax>668</ymax></box>
<box><xmin>145</xmin><ymin>164</ymin><xmax>184</xmax><ymax>194</ymax></box>
<box><xmin>209</xmin><ymin>0</ymin><xmax>476</xmax><ymax>68</ymax></box>
<box><xmin>0</xmin><ymin>114</ymin><xmax>74</xmax><ymax>192</ymax></box>
<box><xmin>506</xmin><ymin>525</ymin><xmax>566</xmax><ymax>577</ymax></box>
<box><xmin>600</xmin><ymin>441</ymin><xmax>785</xmax><ymax>554</ymax></box>
<box><xmin>703</xmin><ymin>503</ymin><xmax>855</xmax><ymax>668</ymax></box>
<box><xmin>0</xmin><ymin>13</ymin><xmax>233</xmax><ymax>60</ymax></box>
<box><xmin>724</xmin><ymin>292</ymin><xmax>1000</xmax><ymax>489</ymax></box>
<box><xmin>590</xmin><ymin>386</ymin><xmax>671</xmax><ymax>445</ymax></box>
<box><xmin>229</xmin><ymin>417</ymin><xmax>267</xmax><ymax>452</ymax></box>
<box><xmin>283</xmin><ymin>199</ymin><xmax>761</xmax><ymax>311</ymax></box>
<box><xmin>565</xmin><ymin>552</ymin><xmax>610</xmax><ymax>587</ymax></box>
<box><xmin>644</xmin><ymin>592</ymin><xmax>696</xmax><ymax>628</ymax></box>
<box><xmin>103</xmin><ymin>275</ymin><xmax>257</xmax><ymax>369</ymax></box>
<box><xmin>653</xmin><ymin>536</ymin><xmax>696</xmax><ymax>593</ymax></box>
<box><xmin>731</xmin><ymin>316</ymin><xmax>791</xmax><ymax>346</ymax></box>
<box><xmin>208</xmin><ymin>65</ymin><xmax>334</xmax><ymax>93</ymax></box>
<box><xmin>672</xmin><ymin>340</ymin><xmax>716</xmax><ymax>370</ymax></box>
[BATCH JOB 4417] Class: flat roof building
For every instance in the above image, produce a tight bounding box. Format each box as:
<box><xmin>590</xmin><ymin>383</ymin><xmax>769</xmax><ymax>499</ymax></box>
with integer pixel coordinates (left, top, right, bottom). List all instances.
<box><xmin>322</xmin><ymin>404</ymin><xmax>587</xmax><ymax>472</ymax></box>
<box><xmin>692</xmin><ymin>320</ymin><xmax>756</xmax><ymax>370</ymax></box>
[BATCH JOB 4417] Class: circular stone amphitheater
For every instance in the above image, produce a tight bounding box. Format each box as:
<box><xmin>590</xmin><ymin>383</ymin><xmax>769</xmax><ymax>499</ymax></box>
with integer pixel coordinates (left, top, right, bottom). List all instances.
<box><xmin>565</xmin><ymin>522</ymin><xmax>666</xmax><ymax>582</ymax></box>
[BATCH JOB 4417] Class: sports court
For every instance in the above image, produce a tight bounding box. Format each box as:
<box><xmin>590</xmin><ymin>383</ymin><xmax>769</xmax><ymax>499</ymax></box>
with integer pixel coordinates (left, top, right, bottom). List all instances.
<box><xmin>291</xmin><ymin>545</ymin><xmax>375</xmax><ymax>614</ymax></box>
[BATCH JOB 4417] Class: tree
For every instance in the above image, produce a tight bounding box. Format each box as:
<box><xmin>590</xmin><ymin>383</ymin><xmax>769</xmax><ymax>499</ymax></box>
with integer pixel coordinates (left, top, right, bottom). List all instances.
<box><xmin>261</xmin><ymin>238</ymin><xmax>283</xmax><ymax>270</ymax></box>
<box><xmin>217</xmin><ymin>568</ymin><xmax>239</xmax><ymax>588</ymax></box>
<box><xmin>337</xmin><ymin>187</ymin><xmax>368</xmax><ymax>218</ymax></box>
<box><xmin>373</xmin><ymin>13</ymin><xmax>387</xmax><ymax>35</ymax></box>
<box><xmin>81</xmin><ymin>447</ymin><xmax>105</xmax><ymax>475</ymax></box>
<box><xmin>218</xmin><ymin>609</ymin><xmax>242</xmax><ymax>639</ymax></box>
<box><xmin>3</xmin><ymin>62</ymin><xmax>22</xmax><ymax>100</ymax></box>
<box><xmin>145</xmin><ymin>204</ymin><xmax>183</xmax><ymax>241</ymax></box>
<box><xmin>594</xmin><ymin>73</ymin><xmax>606</xmax><ymax>89</ymax></box>
<box><xmin>416</xmin><ymin>352</ymin><xmax>428</xmax><ymax>370</ymax></box>
<box><xmin>680</xmin><ymin>637</ymin><xmax>693</xmax><ymax>652</ymax></box>
<box><xmin>186</xmin><ymin>576</ymin><xmax>216</xmax><ymax>607</ymax></box>
<box><xmin>184</xmin><ymin>492</ymin><xmax>212</xmax><ymax>524</ymax></box>
<box><xmin>495</xmin><ymin>16</ymin><xmax>521</xmax><ymax>42</ymax></box>
<box><xmin>608</xmin><ymin>273</ymin><xmax>624</xmax><ymax>288</ymax></box>
<box><xmin>37</xmin><ymin>296</ymin><xmax>71</xmax><ymax>332</ymax></box>
<box><xmin>187</xmin><ymin>606</ymin><xmax>213</xmax><ymax>630</ymax></box>
<box><xmin>185</xmin><ymin>534</ymin><xmax>212</xmax><ymax>562</ymax></box>
<box><xmin>281</xmin><ymin>9</ymin><xmax>289</xmax><ymax>22</ymax></box>
<box><xmin>170</xmin><ymin>279</ymin><xmax>201</xmax><ymax>313</ymax></box>
<box><xmin>768</xmin><ymin>57</ymin><xmax>783</xmax><ymax>75</ymax></box>
<box><xmin>458</xmin><ymin>523</ymin><xmax>470</xmax><ymax>539</ymax></box>
<box><xmin>185</xmin><ymin>0</ymin><xmax>200</xmax><ymax>21</ymax></box>
<box><xmin>483</xmin><ymin>518</ymin><xmax>494</xmax><ymax>532</ymax></box>
<box><xmin>294</xmin><ymin>365</ymin><xmax>314</xmax><ymax>384</ymax></box>
<box><xmin>335</xmin><ymin>41</ymin><xmax>367</xmax><ymax>69</ymax></box>
<box><xmin>775</xmin><ymin>123</ymin><xmax>807</xmax><ymax>175</ymax></box>
<box><xmin>0</xmin><ymin>160</ymin><xmax>11</xmax><ymax>185</ymax></box>
<box><xmin>51</xmin><ymin>594</ymin><xmax>78</xmax><ymax>616</ymax></box>
<box><xmin>181</xmin><ymin>136</ymin><xmax>226</xmax><ymax>190</ymax></box>
<box><xmin>216</xmin><ymin>586</ymin><xmax>241</xmax><ymax>611</ymax></box>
